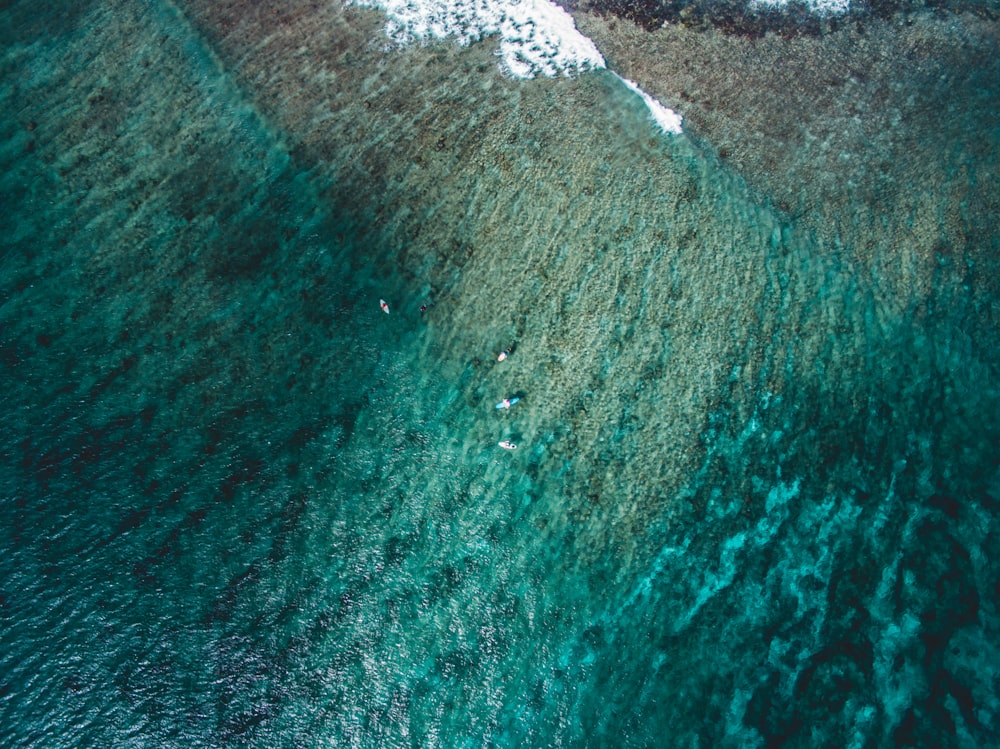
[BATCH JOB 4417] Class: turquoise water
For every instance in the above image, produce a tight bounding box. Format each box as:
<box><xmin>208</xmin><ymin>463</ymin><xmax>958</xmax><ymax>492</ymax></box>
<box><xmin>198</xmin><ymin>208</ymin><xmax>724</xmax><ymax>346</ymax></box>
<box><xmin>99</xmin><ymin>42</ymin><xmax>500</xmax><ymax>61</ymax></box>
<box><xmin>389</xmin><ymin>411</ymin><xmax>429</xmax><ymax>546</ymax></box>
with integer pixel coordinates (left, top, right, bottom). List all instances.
<box><xmin>2</xmin><ymin>0</ymin><xmax>999</xmax><ymax>746</ymax></box>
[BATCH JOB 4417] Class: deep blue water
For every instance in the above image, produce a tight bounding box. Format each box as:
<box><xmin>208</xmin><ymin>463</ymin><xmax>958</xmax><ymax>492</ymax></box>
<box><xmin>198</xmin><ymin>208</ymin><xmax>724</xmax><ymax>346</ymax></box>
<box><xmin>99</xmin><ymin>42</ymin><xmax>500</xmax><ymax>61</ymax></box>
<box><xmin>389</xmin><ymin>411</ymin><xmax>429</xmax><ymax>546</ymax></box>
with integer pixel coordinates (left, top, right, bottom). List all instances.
<box><xmin>2</xmin><ymin>0</ymin><xmax>999</xmax><ymax>747</ymax></box>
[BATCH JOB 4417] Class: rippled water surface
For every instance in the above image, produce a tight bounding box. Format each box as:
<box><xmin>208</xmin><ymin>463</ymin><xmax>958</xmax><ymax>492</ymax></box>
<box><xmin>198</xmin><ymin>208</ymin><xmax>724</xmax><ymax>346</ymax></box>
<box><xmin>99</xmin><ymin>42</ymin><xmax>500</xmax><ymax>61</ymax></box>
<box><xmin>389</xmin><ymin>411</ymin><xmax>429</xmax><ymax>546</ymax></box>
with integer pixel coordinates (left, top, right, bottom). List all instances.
<box><xmin>2</xmin><ymin>0</ymin><xmax>998</xmax><ymax>746</ymax></box>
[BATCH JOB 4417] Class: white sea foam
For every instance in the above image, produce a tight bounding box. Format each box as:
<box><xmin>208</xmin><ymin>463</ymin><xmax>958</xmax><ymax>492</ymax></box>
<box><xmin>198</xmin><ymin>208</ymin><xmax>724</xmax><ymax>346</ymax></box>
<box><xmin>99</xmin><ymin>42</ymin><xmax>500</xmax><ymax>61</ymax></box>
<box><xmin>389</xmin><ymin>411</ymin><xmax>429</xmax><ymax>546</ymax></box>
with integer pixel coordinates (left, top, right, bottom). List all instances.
<box><xmin>349</xmin><ymin>0</ymin><xmax>606</xmax><ymax>78</ymax></box>
<box><xmin>349</xmin><ymin>0</ymin><xmax>683</xmax><ymax>133</ymax></box>
<box><xmin>752</xmin><ymin>0</ymin><xmax>850</xmax><ymax>13</ymax></box>
<box><xmin>617</xmin><ymin>75</ymin><xmax>683</xmax><ymax>134</ymax></box>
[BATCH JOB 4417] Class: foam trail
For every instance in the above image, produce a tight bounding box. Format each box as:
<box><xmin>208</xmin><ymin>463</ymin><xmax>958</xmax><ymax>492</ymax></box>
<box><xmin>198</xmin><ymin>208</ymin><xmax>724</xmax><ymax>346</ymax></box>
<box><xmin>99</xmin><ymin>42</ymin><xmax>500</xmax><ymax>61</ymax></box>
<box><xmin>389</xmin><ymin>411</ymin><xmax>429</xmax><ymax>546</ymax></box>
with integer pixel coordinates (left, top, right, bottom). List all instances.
<box><xmin>752</xmin><ymin>0</ymin><xmax>850</xmax><ymax>12</ymax></box>
<box><xmin>348</xmin><ymin>0</ymin><xmax>605</xmax><ymax>78</ymax></box>
<box><xmin>499</xmin><ymin>0</ymin><xmax>607</xmax><ymax>78</ymax></box>
<box><xmin>348</xmin><ymin>0</ymin><xmax>683</xmax><ymax>132</ymax></box>
<box><xmin>617</xmin><ymin>74</ymin><xmax>683</xmax><ymax>134</ymax></box>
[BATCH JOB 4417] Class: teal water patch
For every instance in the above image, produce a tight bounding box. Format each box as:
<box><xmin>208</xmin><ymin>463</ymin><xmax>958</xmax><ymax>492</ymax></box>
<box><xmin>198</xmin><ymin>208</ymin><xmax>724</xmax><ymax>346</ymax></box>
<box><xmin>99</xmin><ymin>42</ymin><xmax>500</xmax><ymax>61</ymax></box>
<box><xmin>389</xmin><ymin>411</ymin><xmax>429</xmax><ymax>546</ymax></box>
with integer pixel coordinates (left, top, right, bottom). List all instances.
<box><xmin>0</xmin><ymin>2</ymin><xmax>386</xmax><ymax>745</ymax></box>
<box><xmin>0</xmin><ymin>3</ymin><xmax>580</xmax><ymax>745</ymax></box>
<box><xmin>2</xmin><ymin>0</ymin><xmax>999</xmax><ymax>747</ymax></box>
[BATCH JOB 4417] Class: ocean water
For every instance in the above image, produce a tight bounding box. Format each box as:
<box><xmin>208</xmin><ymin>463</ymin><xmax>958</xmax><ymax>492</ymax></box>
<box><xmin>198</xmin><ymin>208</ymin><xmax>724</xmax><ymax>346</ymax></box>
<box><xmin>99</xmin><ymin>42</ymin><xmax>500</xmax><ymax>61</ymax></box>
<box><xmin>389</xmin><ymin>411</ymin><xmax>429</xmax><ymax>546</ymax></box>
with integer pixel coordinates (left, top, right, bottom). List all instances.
<box><xmin>2</xmin><ymin>0</ymin><xmax>998</xmax><ymax>747</ymax></box>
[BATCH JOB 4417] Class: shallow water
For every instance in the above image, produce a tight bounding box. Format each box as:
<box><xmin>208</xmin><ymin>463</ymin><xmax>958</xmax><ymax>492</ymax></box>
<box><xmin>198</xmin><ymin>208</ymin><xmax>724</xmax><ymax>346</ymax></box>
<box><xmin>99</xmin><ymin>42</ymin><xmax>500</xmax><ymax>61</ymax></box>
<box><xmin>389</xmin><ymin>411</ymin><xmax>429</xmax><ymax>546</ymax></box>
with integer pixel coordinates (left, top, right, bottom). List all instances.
<box><xmin>2</xmin><ymin>0</ymin><xmax>998</xmax><ymax>747</ymax></box>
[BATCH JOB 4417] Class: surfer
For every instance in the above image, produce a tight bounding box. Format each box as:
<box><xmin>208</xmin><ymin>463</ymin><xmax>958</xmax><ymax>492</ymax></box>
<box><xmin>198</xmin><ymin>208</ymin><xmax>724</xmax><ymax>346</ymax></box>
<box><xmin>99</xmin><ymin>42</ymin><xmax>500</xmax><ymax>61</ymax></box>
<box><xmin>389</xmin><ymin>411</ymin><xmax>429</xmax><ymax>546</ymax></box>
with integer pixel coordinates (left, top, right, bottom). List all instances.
<box><xmin>496</xmin><ymin>397</ymin><xmax>519</xmax><ymax>410</ymax></box>
<box><xmin>498</xmin><ymin>440</ymin><xmax>517</xmax><ymax>450</ymax></box>
<box><xmin>380</xmin><ymin>299</ymin><xmax>390</xmax><ymax>314</ymax></box>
